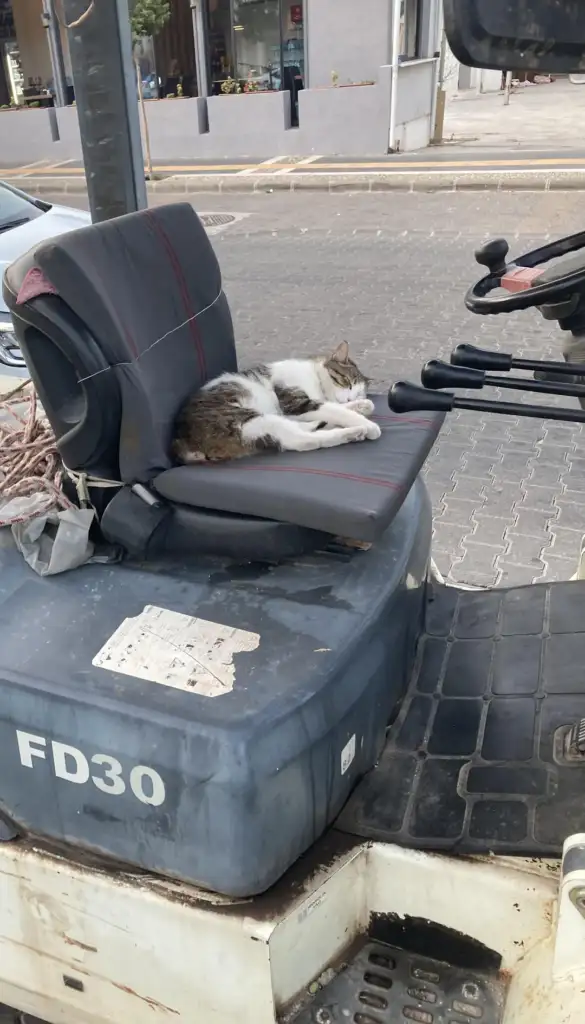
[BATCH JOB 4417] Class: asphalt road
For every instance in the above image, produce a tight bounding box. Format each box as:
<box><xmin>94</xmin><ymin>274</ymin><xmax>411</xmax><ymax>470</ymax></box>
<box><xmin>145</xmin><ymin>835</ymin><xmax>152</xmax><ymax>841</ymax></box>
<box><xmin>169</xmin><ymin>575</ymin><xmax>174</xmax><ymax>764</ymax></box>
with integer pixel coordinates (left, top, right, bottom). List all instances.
<box><xmin>37</xmin><ymin>188</ymin><xmax>585</xmax><ymax>586</ymax></box>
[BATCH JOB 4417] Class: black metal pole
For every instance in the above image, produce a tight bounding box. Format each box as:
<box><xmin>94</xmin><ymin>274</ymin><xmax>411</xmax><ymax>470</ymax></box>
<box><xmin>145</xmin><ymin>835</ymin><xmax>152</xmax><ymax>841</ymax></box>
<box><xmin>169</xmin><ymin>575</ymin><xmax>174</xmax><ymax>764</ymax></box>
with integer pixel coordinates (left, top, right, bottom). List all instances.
<box><xmin>42</xmin><ymin>0</ymin><xmax>68</xmax><ymax>108</ymax></box>
<box><xmin>483</xmin><ymin>372</ymin><xmax>585</xmax><ymax>398</ymax></box>
<box><xmin>190</xmin><ymin>0</ymin><xmax>209</xmax><ymax>97</ymax></box>
<box><xmin>62</xmin><ymin>0</ymin><xmax>147</xmax><ymax>222</ymax></box>
<box><xmin>453</xmin><ymin>395</ymin><xmax>585</xmax><ymax>423</ymax></box>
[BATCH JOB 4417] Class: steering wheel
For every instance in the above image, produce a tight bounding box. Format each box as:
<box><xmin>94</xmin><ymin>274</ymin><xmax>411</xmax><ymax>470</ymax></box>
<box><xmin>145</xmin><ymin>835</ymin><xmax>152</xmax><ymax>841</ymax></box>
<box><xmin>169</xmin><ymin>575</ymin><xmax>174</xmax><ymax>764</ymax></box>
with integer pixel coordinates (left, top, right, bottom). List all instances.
<box><xmin>466</xmin><ymin>231</ymin><xmax>585</xmax><ymax>315</ymax></box>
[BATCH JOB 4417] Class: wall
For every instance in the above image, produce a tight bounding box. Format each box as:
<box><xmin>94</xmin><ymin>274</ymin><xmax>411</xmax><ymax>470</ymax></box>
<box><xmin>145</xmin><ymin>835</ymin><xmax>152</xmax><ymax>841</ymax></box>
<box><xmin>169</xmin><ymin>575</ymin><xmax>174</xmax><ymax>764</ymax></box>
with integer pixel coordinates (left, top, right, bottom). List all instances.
<box><xmin>300</xmin><ymin>66</ymin><xmax>391</xmax><ymax>155</ymax></box>
<box><xmin>306</xmin><ymin>0</ymin><xmax>391</xmax><ymax>88</ymax></box>
<box><xmin>0</xmin><ymin>105</ymin><xmax>80</xmax><ymax>162</ymax></box>
<box><xmin>458</xmin><ymin>64</ymin><xmax>502</xmax><ymax>93</ymax></box>
<box><xmin>394</xmin><ymin>58</ymin><xmax>435</xmax><ymax>150</ymax></box>
<box><xmin>479</xmin><ymin>68</ymin><xmax>502</xmax><ymax>92</ymax></box>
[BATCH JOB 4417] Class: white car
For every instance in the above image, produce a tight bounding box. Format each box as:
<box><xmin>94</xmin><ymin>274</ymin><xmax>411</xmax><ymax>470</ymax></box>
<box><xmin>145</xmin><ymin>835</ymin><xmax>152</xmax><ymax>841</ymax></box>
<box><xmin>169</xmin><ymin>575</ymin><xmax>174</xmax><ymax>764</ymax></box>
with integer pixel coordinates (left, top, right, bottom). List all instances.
<box><xmin>0</xmin><ymin>181</ymin><xmax>90</xmax><ymax>372</ymax></box>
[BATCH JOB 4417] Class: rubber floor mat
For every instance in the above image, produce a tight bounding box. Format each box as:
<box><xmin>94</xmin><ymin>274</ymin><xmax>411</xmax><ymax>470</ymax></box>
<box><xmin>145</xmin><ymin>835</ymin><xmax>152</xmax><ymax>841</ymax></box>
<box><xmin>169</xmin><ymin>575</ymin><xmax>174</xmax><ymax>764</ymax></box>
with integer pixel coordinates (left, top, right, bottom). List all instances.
<box><xmin>293</xmin><ymin>940</ymin><xmax>505</xmax><ymax>1024</ymax></box>
<box><xmin>336</xmin><ymin>581</ymin><xmax>585</xmax><ymax>856</ymax></box>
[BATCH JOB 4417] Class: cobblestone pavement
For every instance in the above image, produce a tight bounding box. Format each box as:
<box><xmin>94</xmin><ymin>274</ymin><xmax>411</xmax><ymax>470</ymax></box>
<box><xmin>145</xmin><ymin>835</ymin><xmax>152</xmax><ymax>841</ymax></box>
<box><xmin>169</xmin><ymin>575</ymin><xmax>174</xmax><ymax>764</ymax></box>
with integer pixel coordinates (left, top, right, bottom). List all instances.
<box><xmin>50</xmin><ymin>189</ymin><xmax>585</xmax><ymax>588</ymax></box>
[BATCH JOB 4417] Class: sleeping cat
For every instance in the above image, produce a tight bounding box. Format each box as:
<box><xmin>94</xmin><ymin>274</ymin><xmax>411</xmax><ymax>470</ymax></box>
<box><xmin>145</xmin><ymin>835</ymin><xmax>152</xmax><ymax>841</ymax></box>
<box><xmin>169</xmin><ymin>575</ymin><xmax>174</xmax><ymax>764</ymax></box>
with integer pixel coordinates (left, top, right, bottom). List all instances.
<box><xmin>172</xmin><ymin>341</ymin><xmax>381</xmax><ymax>463</ymax></box>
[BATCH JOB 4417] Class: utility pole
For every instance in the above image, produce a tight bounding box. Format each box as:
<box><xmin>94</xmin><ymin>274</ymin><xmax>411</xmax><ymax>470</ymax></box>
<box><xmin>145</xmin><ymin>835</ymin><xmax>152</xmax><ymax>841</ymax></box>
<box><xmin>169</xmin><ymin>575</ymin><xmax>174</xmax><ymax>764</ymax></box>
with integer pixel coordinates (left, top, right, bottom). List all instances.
<box><xmin>431</xmin><ymin>24</ymin><xmax>447</xmax><ymax>144</ymax></box>
<box><xmin>41</xmin><ymin>0</ymin><xmax>68</xmax><ymax>108</ymax></box>
<box><xmin>190</xmin><ymin>0</ymin><xmax>208</xmax><ymax>98</ymax></box>
<box><xmin>62</xmin><ymin>0</ymin><xmax>147</xmax><ymax>222</ymax></box>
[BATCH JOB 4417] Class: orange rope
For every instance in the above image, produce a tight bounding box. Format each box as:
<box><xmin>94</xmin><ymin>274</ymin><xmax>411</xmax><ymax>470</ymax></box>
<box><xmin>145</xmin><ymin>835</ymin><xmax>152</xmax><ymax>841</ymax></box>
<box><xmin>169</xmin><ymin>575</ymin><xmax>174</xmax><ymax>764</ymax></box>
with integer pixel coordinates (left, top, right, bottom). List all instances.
<box><xmin>56</xmin><ymin>0</ymin><xmax>95</xmax><ymax>31</ymax></box>
<box><xmin>0</xmin><ymin>382</ymin><xmax>73</xmax><ymax>526</ymax></box>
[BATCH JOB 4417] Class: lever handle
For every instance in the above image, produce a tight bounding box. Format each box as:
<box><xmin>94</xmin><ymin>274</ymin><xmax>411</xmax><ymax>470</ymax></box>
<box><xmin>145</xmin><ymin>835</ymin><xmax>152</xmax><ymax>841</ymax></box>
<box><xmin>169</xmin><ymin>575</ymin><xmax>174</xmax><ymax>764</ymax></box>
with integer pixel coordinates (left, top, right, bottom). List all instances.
<box><xmin>422</xmin><ymin>359</ymin><xmax>485</xmax><ymax>390</ymax></box>
<box><xmin>475</xmin><ymin>238</ymin><xmax>509</xmax><ymax>274</ymax></box>
<box><xmin>451</xmin><ymin>344</ymin><xmax>513</xmax><ymax>372</ymax></box>
<box><xmin>388</xmin><ymin>382</ymin><xmax>455</xmax><ymax>414</ymax></box>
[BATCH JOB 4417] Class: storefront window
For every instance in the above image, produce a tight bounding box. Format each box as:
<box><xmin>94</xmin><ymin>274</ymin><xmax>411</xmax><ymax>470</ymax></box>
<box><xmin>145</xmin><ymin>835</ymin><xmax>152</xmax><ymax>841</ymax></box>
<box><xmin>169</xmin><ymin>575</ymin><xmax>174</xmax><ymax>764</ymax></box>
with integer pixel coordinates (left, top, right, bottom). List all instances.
<box><xmin>0</xmin><ymin>0</ymin><xmax>16</xmax><ymax>106</ymax></box>
<box><xmin>206</xmin><ymin>0</ymin><xmax>304</xmax><ymax>119</ymax></box>
<box><xmin>232</xmin><ymin>0</ymin><xmax>281</xmax><ymax>91</ymax></box>
<box><xmin>134</xmin><ymin>36</ymin><xmax>159</xmax><ymax>100</ymax></box>
<box><xmin>207</xmin><ymin>0</ymin><xmax>234</xmax><ymax>89</ymax></box>
<box><xmin>4</xmin><ymin>40</ymin><xmax>22</xmax><ymax>105</ymax></box>
<box><xmin>154</xmin><ymin>0</ymin><xmax>198</xmax><ymax>98</ymax></box>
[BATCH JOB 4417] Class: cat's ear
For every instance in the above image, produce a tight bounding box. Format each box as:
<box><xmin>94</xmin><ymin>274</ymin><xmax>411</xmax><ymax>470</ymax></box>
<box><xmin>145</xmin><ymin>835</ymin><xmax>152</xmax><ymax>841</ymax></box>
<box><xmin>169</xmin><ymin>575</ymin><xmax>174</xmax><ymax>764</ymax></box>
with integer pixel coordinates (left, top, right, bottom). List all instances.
<box><xmin>331</xmin><ymin>341</ymin><xmax>350</xmax><ymax>363</ymax></box>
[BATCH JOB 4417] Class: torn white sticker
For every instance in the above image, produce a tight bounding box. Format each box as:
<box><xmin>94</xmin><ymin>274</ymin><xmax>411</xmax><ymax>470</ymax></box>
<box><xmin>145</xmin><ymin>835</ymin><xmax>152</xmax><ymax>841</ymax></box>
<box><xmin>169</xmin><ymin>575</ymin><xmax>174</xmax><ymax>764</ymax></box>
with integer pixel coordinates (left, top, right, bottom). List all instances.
<box><xmin>341</xmin><ymin>735</ymin><xmax>356</xmax><ymax>775</ymax></box>
<box><xmin>92</xmin><ymin>605</ymin><xmax>260</xmax><ymax>697</ymax></box>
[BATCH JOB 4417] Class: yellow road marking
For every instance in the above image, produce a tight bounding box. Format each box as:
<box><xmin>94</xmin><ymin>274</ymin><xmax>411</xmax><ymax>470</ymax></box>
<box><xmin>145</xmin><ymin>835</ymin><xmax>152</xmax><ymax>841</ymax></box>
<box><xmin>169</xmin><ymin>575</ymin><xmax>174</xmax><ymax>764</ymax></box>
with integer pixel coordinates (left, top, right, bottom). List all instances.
<box><xmin>1</xmin><ymin>156</ymin><xmax>585</xmax><ymax>178</ymax></box>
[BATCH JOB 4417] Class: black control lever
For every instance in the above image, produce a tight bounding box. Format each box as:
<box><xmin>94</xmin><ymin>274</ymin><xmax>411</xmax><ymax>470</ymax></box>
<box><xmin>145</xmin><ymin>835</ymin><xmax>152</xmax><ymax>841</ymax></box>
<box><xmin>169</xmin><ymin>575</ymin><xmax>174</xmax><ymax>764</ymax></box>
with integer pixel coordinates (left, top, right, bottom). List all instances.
<box><xmin>422</xmin><ymin>359</ymin><xmax>585</xmax><ymax>398</ymax></box>
<box><xmin>451</xmin><ymin>343</ymin><xmax>585</xmax><ymax>377</ymax></box>
<box><xmin>388</xmin><ymin>382</ymin><xmax>585</xmax><ymax>423</ymax></box>
<box><xmin>475</xmin><ymin>238</ymin><xmax>509</xmax><ymax>275</ymax></box>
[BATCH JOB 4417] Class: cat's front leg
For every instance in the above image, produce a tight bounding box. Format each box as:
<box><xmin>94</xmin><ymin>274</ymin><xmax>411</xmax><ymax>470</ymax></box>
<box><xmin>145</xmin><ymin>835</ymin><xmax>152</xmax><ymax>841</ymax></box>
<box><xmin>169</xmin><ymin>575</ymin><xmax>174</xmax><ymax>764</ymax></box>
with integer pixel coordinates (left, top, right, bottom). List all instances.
<box><xmin>298</xmin><ymin>402</ymin><xmax>381</xmax><ymax>440</ymax></box>
<box><xmin>345</xmin><ymin>399</ymin><xmax>375</xmax><ymax>416</ymax></box>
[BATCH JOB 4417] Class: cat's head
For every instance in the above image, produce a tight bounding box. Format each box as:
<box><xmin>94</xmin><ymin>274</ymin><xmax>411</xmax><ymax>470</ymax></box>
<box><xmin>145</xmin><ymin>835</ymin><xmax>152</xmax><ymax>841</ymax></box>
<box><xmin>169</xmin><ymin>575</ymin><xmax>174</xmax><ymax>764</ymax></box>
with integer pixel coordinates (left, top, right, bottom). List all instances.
<box><xmin>322</xmin><ymin>342</ymin><xmax>369</xmax><ymax>403</ymax></box>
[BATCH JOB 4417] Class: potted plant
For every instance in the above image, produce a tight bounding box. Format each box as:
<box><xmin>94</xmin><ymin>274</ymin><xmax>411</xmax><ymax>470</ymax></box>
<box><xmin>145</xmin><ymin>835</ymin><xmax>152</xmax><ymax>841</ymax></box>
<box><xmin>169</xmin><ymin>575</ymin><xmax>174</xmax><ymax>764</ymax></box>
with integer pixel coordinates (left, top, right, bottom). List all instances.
<box><xmin>221</xmin><ymin>77</ymin><xmax>242</xmax><ymax>95</ymax></box>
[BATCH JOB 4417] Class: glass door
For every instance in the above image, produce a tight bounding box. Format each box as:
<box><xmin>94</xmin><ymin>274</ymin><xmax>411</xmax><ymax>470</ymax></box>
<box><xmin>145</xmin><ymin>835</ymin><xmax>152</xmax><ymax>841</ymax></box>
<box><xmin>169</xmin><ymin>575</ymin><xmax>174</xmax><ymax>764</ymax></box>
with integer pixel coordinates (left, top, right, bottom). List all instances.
<box><xmin>280</xmin><ymin>0</ymin><xmax>303</xmax><ymax>123</ymax></box>
<box><xmin>207</xmin><ymin>0</ymin><xmax>235</xmax><ymax>94</ymax></box>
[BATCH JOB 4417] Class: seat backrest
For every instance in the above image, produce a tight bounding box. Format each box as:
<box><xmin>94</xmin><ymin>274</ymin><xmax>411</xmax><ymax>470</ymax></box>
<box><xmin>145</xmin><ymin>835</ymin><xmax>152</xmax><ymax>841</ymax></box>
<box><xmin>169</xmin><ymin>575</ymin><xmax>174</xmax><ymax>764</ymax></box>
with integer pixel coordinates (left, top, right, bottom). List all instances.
<box><xmin>3</xmin><ymin>203</ymin><xmax>237</xmax><ymax>483</ymax></box>
<box><xmin>8</xmin><ymin>290</ymin><xmax>123</xmax><ymax>479</ymax></box>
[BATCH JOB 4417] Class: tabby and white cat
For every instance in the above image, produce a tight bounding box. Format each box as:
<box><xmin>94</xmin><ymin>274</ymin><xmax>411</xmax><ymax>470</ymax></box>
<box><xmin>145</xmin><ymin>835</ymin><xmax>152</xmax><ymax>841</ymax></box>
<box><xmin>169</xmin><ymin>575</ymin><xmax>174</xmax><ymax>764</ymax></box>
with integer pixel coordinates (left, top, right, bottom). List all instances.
<box><xmin>172</xmin><ymin>341</ymin><xmax>381</xmax><ymax>463</ymax></box>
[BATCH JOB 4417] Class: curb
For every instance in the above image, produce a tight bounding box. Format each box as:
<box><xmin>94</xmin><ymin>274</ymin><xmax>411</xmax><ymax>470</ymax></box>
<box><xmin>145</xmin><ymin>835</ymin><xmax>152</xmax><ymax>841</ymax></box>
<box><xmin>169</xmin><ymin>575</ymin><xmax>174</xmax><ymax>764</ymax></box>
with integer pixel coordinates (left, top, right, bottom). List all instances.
<box><xmin>11</xmin><ymin>169</ymin><xmax>585</xmax><ymax>195</ymax></box>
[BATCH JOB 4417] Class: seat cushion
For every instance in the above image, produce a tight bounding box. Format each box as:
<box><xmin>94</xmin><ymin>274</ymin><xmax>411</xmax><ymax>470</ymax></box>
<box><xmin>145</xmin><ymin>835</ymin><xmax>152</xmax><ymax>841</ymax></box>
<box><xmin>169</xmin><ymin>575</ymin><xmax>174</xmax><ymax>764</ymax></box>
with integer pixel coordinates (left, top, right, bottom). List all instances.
<box><xmin>154</xmin><ymin>397</ymin><xmax>443</xmax><ymax>542</ymax></box>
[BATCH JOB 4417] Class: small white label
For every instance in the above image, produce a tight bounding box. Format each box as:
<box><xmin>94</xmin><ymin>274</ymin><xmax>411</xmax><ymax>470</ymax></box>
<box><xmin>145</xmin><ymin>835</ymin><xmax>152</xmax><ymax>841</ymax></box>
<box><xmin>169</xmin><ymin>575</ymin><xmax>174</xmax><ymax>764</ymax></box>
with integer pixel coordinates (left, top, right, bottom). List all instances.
<box><xmin>93</xmin><ymin>605</ymin><xmax>260</xmax><ymax>697</ymax></box>
<box><xmin>298</xmin><ymin>893</ymin><xmax>326</xmax><ymax>923</ymax></box>
<box><xmin>341</xmin><ymin>735</ymin><xmax>356</xmax><ymax>775</ymax></box>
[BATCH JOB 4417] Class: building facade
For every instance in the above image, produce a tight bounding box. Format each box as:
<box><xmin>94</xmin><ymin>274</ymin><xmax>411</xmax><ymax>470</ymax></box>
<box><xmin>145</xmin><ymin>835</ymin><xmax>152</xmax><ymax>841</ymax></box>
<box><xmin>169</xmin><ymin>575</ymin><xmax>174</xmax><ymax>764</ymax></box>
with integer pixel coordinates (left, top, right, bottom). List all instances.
<box><xmin>0</xmin><ymin>0</ymin><xmax>441</xmax><ymax>161</ymax></box>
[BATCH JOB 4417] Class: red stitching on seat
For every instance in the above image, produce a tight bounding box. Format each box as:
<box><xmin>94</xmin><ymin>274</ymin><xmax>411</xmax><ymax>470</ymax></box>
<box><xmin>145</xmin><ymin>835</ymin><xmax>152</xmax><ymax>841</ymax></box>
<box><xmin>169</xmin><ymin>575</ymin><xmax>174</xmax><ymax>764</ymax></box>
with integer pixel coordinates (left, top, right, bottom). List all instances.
<box><xmin>224</xmin><ymin>465</ymin><xmax>402</xmax><ymax>489</ymax></box>
<box><xmin>145</xmin><ymin>212</ymin><xmax>207</xmax><ymax>378</ymax></box>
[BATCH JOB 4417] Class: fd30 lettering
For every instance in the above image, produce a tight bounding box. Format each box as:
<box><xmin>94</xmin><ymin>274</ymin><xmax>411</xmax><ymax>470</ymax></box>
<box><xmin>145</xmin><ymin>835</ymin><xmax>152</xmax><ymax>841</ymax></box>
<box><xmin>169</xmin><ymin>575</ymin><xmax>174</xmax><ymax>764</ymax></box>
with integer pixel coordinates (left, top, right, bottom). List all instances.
<box><xmin>16</xmin><ymin>731</ymin><xmax>166</xmax><ymax>807</ymax></box>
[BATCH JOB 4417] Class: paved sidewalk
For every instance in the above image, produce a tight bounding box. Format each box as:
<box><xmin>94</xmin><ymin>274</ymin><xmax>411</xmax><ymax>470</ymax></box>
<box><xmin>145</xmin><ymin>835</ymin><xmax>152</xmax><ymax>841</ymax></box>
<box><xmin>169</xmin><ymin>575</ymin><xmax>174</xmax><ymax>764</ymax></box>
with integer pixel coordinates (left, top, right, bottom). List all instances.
<box><xmin>444</xmin><ymin>76</ymin><xmax>585</xmax><ymax>150</ymax></box>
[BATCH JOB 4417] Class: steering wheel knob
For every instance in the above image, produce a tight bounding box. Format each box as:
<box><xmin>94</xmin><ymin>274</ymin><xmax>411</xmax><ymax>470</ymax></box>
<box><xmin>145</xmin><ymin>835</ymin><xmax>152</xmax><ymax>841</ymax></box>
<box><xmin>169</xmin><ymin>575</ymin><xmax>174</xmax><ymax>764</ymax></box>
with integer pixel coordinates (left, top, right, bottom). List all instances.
<box><xmin>467</xmin><ymin>230</ymin><xmax>585</xmax><ymax>315</ymax></box>
<box><xmin>475</xmin><ymin>238</ymin><xmax>509</xmax><ymax>275</ymax></box>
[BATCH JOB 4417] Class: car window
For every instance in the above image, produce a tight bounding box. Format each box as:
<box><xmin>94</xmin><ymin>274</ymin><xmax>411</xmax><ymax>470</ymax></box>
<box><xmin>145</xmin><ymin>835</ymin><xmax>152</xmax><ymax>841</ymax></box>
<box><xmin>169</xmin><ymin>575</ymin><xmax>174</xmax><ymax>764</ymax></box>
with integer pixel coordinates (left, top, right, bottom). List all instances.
<box><xmin>0</xmin><ymin>185</ymin><xmax>42</xmax><ymax>231</ymax></box>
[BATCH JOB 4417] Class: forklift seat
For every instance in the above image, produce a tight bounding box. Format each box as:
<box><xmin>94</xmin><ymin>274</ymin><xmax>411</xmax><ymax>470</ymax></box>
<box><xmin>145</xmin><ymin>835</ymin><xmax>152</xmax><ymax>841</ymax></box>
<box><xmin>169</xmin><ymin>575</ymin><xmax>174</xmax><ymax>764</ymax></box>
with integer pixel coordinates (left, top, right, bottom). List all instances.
<box><xmin>3</xmin><ymin>203</ymin><xmax>443</xmax><ymax>561</ymax></box>
<box><xmin>0</xmin><ymin>204</ymin><xmax>441</xmax><ymax>898</ymax></box>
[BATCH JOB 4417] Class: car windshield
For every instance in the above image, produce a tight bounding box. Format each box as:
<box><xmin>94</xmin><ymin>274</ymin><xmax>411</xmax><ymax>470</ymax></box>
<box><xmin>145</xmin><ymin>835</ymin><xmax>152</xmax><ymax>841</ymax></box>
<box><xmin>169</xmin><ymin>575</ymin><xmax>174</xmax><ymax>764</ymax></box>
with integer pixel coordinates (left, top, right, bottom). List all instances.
<box><xmin>0</xmin><ymin>184</ymin><xmax>42</xmax><ymax>232</ymax></box>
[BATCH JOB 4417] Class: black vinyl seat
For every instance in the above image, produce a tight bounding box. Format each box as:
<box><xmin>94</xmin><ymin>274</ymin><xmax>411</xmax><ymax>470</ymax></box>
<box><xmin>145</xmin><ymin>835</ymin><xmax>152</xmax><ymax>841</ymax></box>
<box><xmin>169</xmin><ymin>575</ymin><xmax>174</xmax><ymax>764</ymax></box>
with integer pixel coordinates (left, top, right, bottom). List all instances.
<box><xmin>2</xmin><ymin>203</ymin><xmax>443</xmax><ymax>562</ymax></box>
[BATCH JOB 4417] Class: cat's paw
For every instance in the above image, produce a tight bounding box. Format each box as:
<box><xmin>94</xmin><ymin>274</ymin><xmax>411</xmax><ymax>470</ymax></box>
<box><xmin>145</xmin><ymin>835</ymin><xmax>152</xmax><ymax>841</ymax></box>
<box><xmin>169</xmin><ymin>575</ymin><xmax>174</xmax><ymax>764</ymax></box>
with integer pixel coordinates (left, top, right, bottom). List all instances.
<box><xmin>342</xmin><ymin>425</ymin><xmax>369</xmax><ymax>443</ymax></box>
<box><xmin>366</xmin><ymin>422</ymin><xmax>382</xmax><ymax>440</ymax></box>
<box><xmin>347</xmin><ymin>399</ymin><xmax>375</xmax><ymax>416</ymax></box>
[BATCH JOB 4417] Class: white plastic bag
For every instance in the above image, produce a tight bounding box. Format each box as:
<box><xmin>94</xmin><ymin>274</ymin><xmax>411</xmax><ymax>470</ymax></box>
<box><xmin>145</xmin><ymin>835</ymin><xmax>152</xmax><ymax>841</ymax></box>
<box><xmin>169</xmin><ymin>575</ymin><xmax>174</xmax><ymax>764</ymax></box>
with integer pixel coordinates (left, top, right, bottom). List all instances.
<box><xmin>10</xmin><ymin>506</ymin><xmax>95</xmax><ymax>576</ymax></box>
